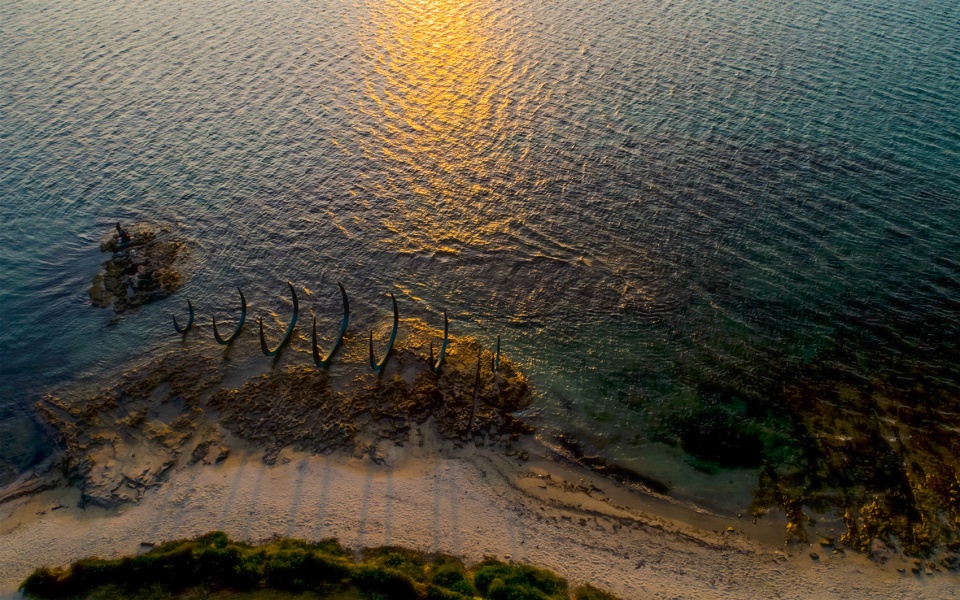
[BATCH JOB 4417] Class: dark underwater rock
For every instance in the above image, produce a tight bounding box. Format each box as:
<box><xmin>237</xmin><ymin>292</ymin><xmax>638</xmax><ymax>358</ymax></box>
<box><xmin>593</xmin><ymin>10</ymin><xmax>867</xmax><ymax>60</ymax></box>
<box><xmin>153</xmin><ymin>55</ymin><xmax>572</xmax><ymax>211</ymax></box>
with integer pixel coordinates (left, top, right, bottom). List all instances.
<box><xmin>555</xmin><ymin>434</ymin><xmax>670</xmax><ymax>495</ymax></box>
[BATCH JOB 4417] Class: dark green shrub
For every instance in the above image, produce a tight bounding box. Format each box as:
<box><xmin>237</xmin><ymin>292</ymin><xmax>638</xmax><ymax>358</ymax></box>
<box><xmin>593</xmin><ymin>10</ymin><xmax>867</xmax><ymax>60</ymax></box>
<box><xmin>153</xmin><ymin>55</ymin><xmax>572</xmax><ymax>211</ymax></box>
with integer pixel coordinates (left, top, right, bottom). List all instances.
<box><xmin>473</xmin><ymin>559</ymin><xmax>567</xmax><ymax>600</ymax></box>
<box><xmin>302</xmin><ymin>552</ymin><xmax>352</xmax><ymax>585</ymax></box>
<box><xmin>425</xmin><ymin>584</ymin><xmax>471</xmax><ymax>600</ymax></box>
<box><xmin>573</xmin><ymin>583</ymin><xmax>620</xmax><ymax>600</ymax></box>
<box><xmin>194</xmin><ymin>531</ymin><xmax>230</xmax><ymax>549</ymax></box>
<box><xmin>352</xmin><ymin>564</ymin><xmax>422</xmax><ymax>600</ymax></box>
<box><xmin>362</xmin><ymin>546</ymin><xmax>428</xmax><ymax>582</ymax></box>
<box><xmin>264</xmin><ymin>549</ymin><xmax>308</xmax><ymax>590</ymax></box>
<box><xmin>264</xmin><ymin>549</ymin><xmax>351</xmax><ymax>591</ymax></box>
<box><xmin>235</xmin><ymin>550</ymin><xmax>266</xmax><ymax>590</ymax></box>
<box><xmin>429</xmin><ymin>556</ymin><xmax>473</xmax><ymax>597</ymax></box>
<box><xmin>21</xmin><ymin>532</ymin><xmax>604</xmax><ymax>600</ymax></box>
<box><xmin>269</xmin><ymin>537</ymin><xmax>317</xmax><ymax>552</ymax></box>
<box><xmin>314</xmin><ymin>537</ymin><xmax>350</xmax><ymax>557</ymax></box>
<box><xmin>21</xmin><ymin>567</ymin><xmax>73</xmax><ymax>598</ymax></box>
<box><xmin>67</xmin><ymin>558</ymin><xmax>125</xmax><ymax>592</ymax></box>
<box><xmin>194</xmin><ymin>545</ymin><xmax>253</xmax><ymax>589</ymax></box>
<box><xmin>126</xmin><ymin>543</ymin><xmax>199</xmax><ymax>588</ymax></box>
<box><xmin>88</xmin><ymin>583</ymin><xmax>170</xmax><ymax>600</ymax></box>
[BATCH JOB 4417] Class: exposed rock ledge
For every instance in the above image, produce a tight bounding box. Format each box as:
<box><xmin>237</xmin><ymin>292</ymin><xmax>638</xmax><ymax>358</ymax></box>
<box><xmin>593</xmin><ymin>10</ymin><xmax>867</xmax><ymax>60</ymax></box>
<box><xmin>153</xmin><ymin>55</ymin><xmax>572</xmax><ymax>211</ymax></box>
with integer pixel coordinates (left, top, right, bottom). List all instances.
<box><xmin>36</xmin><ymin>324</ymin><xmax>532</xmax><ymax>508</ymax></box>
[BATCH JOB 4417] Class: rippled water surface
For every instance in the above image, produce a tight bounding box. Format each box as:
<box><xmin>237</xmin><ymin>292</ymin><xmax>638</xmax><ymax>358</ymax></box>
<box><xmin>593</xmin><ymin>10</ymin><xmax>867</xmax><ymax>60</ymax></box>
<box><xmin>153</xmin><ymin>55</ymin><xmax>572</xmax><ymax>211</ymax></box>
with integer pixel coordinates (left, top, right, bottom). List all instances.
<box><xmin>2</xmin><ymin>0</ymin><xmax>959</xmax><ymax>509</ymax></box>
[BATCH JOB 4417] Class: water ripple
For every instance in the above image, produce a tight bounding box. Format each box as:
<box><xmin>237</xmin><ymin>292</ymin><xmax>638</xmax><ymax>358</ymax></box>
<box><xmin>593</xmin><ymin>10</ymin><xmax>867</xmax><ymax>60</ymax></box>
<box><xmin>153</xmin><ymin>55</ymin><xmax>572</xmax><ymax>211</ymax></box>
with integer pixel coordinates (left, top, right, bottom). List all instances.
<box><xmin>1</xmin><ymin>0</ymin><xmax>958</xmax><ymax>496</ymax></box>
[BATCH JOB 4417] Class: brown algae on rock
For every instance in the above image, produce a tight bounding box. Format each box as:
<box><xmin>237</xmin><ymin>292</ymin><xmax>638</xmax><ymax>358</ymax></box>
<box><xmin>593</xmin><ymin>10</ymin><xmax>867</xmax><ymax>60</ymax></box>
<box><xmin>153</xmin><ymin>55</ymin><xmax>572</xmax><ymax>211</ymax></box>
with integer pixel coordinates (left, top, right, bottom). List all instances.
<box><xmin>635</xmin><ymin>322</ymin><xmax>960</xmax><ymax>561</ymax></box>
<box><xmin>721</xmin><ymin>354</ymin><xmax>960</xmax><ymax>559</ymax></box>
<box><xmin>88</xmin><ymin>222</ymin><xmax>189</xmax><ymax>313</ymax></box>
<box><xmin>211</xmin><ymin>323</ymin><xmax>533</xmax><ymax>463</ymax></box>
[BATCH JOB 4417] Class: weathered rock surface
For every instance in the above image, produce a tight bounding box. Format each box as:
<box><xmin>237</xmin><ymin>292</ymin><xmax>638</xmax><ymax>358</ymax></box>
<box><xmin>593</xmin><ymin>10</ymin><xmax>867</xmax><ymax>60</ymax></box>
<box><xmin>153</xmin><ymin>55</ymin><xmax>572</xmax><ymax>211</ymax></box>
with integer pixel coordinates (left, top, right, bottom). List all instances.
<box><xmin>37</xmin><ymin>352</ymin><xmax>226</xmax><ymax>508</ymax></box>
<box><xmin>211</xmin><ymin>329</ymin><xmax>532</xmax><ymax>464</ymax></box>
<box><xmin>0</xmin><ymin>461</ymin><xmax>63</xmax><ymax>506</ymax></box>
<box><xmin>37</xmin><ymin>322</ymin><xmax>534</xmax><ymax>507</ymax></box>
<box><xmin>89</xmin><ymin>223</ymin><xmax>189</xmax><ymax>313</ymax></box>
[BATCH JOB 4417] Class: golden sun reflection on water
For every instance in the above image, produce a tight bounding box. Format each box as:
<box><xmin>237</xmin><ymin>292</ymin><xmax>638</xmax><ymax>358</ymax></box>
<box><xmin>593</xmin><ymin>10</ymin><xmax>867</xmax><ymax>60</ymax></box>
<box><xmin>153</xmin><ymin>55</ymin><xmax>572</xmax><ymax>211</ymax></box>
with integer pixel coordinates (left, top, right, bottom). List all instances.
<box><xmin>356</xmin><ymin>0</ymin><xmax>525</xmax><ymax>253</ymax></box>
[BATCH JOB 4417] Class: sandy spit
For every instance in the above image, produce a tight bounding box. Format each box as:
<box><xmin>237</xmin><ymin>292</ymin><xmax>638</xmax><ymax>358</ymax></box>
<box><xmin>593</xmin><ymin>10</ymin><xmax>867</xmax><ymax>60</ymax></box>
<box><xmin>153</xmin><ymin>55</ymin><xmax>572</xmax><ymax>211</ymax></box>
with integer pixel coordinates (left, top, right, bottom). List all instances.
<box><xmin>1</xmin><ymin>444</ymin><xmax>958</xmax><ymax>600</ymax></box>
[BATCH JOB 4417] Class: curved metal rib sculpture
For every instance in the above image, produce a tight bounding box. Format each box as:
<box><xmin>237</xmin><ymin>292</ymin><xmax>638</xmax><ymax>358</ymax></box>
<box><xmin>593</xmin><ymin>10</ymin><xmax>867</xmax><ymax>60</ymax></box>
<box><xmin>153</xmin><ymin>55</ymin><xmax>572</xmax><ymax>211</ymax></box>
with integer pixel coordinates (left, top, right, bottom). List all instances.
<box><xmin>312</xmin><ymin>282</ymin><xmax>350</xmax><ymax>368</ymax></box>
<box><xmin>468</xmin><ymin>345</ymin><xmax>482</xmax><ymax>434</ymax></box>
<box><xmin>433</xmin><ymin>311</ymin><xmax>449</xmax><ymax>373</ymax></box>
<box><xmin>173</xmin><ymin>299</ymin><xmax>194</xmax><ymax>334</ymax></box>
<box><xmin>369</xmin><ymin>293</ymin><xmax>399</xmax><ymax>371</ymax></box>
<box><xmin>212</xmin><ymin>288</ymin><xmax>247</xmax><ymax>345</ymax></box>
<box><xmin>258</xmin><ymin>282</ymin><xmax>299</xmax><ymax>357</ymax></box>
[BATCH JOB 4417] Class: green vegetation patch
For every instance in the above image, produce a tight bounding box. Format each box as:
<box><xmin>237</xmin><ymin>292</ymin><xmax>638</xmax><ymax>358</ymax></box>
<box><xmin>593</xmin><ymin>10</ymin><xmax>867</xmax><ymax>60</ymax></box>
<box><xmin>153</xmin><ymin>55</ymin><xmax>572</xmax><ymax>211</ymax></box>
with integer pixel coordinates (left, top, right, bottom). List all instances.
<box><xmin>427</xmin><ymin>555</ymin><xmax>474</xmax><ymax>598</ymax></box>
<box><xmin>572</xmin><ymin>584</ymin><xmax>619</xmax><ymax>600</ymax></box>
<box><xmin>473</xmin><ymin>558</ymin><xmax>568</xmax><ymax>600</ymax></box>
<box><xmin>21</xmin><ymin>533</ymin><xmax>619</xmax><ymax>600</ymax></box>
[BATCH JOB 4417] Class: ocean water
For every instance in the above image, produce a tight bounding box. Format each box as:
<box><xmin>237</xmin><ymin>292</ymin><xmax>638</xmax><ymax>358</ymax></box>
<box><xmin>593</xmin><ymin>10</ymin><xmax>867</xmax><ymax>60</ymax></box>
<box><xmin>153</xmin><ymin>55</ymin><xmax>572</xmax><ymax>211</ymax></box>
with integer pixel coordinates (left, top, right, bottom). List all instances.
<box><xmin>1</xmin><ymin>0</ymin><xmax>959</xmax><ymax>510</ymax></box>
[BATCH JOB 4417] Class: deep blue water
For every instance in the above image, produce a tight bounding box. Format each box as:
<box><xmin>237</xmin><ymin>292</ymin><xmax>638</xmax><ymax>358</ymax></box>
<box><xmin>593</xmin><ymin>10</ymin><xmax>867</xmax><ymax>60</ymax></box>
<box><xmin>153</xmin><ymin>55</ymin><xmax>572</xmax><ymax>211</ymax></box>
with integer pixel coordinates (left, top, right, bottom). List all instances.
<box><xmin>1</xmin><ymin>0</ymin><xmax>958</xmax><ymax>505</ymax></box>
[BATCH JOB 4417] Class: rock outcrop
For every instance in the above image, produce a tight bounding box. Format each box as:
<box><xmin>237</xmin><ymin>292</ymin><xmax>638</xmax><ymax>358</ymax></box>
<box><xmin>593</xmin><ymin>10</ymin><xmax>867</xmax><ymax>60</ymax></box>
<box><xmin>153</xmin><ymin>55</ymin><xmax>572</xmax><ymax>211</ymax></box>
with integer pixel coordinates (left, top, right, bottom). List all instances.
<box><xmin>37</xmin><ymin>321</ymin><xmax>533</xmax><ymax>507</ymax></box>
<box><xmin>37</xmin><ymin>352</ymin><xmax>225</xmax><ymax>507</ymax></box>
<box><xmin>89</xmin><ymin>223</ymin><xmax>188</xmax><ymax>313</ymax></box>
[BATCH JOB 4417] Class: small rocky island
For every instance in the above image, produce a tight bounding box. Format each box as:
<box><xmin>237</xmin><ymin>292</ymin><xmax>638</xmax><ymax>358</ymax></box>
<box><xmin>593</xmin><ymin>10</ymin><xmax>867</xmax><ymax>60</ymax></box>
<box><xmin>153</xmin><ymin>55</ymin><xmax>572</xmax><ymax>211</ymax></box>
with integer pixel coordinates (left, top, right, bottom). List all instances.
<box><xmin>88</xmin><ymin>223</ymin><xmax>188</xmax><ymax>313</ymax></box>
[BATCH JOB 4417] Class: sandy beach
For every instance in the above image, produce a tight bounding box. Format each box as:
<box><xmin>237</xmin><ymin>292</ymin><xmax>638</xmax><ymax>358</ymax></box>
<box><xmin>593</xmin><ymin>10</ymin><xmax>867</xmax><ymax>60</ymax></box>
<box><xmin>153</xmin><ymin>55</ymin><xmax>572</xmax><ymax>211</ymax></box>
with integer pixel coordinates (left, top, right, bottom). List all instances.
<box><xmin>3</xmin><ymin>430</ymin><xmax>958</xmax><ymax>600</ymax></box>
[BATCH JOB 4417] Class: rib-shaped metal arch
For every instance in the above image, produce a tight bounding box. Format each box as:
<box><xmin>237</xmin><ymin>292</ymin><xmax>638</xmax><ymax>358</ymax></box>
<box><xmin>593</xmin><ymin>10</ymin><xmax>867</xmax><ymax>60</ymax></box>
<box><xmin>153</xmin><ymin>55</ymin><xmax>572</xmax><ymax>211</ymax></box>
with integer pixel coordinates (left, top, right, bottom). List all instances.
<box><xmin>212</xmin><ymin>287</ymin><xmax>247</xmax><ymax>345</ymax></box>
<box><xmin>259</xmin><ymin>282</ymin><xmax>299</xmax><ymax>357</ymax></box>
<box><xmin>313</xmin><ymin>282</ymin><xmax>350</xmax><ymax>368</ymax></box>
<box><xmin>467</xmin><ymin>345</ymin><xmax>483</xmax><ymax>434</ymax></box>
<box><xmin>369</xmin><ymin>292</ymin><xmax>399</xmax><ymax>371</ymax></box>
<box><xmin>173</xmin><ymin>299</ymin><xmax>194</xmax><ymax>334</ymax></box>
<box><xmin>433</xmin><ymin>311</ymin><xmax>449</xmax><ymax>373</ymax></box>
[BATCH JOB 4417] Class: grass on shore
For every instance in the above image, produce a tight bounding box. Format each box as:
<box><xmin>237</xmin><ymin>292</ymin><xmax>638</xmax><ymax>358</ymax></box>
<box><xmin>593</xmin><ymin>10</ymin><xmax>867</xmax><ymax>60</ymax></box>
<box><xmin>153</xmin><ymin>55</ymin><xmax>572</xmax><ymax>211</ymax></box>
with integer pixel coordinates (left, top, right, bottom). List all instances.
<box><xmin>21</xmin><ymin>532</ymin><xmax>620</xmax><ymax>600</ymax></box>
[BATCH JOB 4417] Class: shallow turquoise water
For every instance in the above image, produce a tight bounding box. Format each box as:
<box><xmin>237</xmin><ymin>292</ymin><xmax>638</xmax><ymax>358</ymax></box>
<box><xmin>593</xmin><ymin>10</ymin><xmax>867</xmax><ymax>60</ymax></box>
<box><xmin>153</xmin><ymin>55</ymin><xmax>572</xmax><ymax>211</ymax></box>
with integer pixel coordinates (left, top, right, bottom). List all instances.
<box><xmin>1</xmin><ymin>0</ymin><xmax>958</xmax><ymax>505</ymax></box>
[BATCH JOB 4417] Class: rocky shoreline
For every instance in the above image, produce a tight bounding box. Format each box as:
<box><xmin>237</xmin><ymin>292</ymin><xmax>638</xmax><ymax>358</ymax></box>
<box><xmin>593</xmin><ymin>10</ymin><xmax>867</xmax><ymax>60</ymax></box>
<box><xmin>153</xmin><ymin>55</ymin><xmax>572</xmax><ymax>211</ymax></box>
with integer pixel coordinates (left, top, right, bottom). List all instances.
<box><xmin>5</xmin><ymin>437</ymin><xmax>959</xmax><ymax>599</ymax></box>
<box><xmin>21</xmin><ymin>318</ymin><xmax>960</xmax><ymax>571</ymax></box>
<box><xmin>0</xmin><ymin>294</ymin><xmax>954</xmax><ymax>598</ymax></box>
<box><xmin>35</xmin><ymin>322</ymin><xmax>533</xmax><ymax>509</ymax></box>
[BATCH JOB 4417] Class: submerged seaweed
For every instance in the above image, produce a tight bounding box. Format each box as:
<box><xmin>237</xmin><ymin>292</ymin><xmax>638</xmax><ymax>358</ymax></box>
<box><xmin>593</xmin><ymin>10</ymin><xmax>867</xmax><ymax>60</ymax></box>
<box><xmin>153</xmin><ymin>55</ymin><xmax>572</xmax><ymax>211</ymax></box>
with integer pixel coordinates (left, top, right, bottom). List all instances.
<box><xmin>643</xmin><ymin>322</ymin><xmax>960</xmax><ymax>561</ymax></box>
